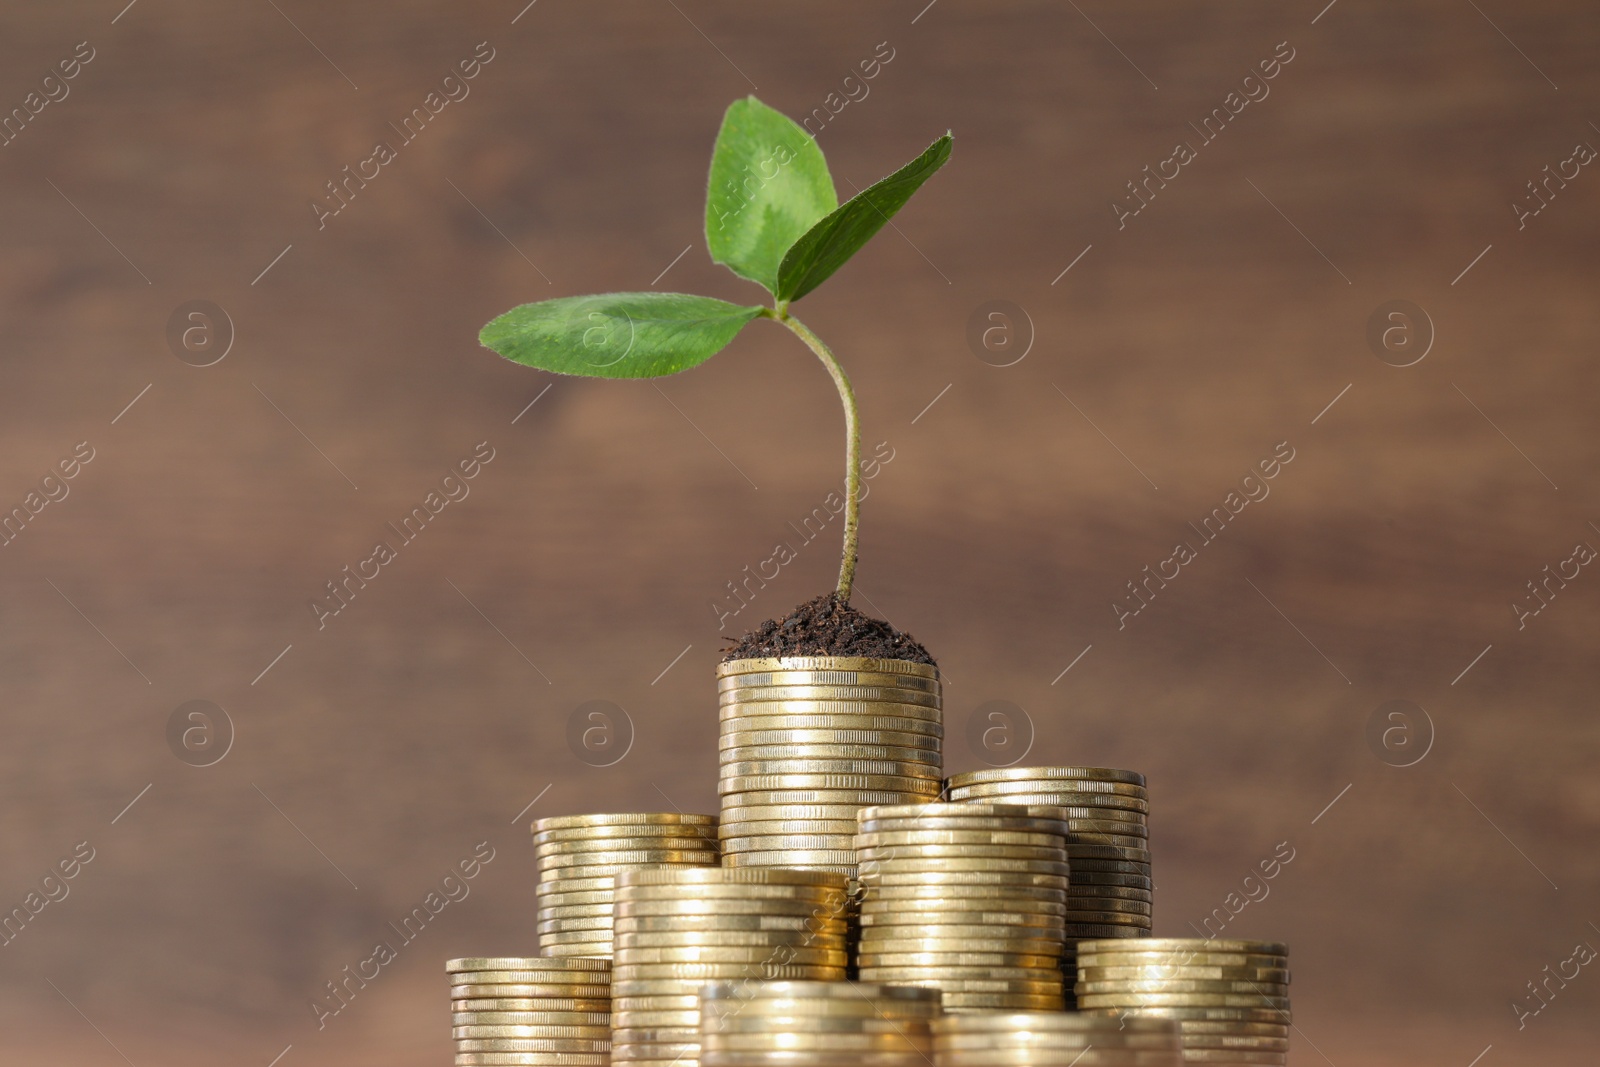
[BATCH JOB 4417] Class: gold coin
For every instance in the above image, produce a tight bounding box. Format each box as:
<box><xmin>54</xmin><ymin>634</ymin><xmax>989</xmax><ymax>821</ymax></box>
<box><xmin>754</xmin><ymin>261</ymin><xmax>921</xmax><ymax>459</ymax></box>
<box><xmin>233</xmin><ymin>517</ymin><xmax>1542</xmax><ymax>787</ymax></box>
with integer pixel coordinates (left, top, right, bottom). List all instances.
<box><xmin>865</xmin><ymin>872</ymin><xmax>1069</xmax><ymax>890</ymax></box>
<box><xmin>616</xmin><ymin>930</ymin><xmax>844</xmax><ymax>949</ymax></box>
<box><xmin>1075</xmin><ymin>979</ymin><xmax>1288</xmax><ymax>996</ymax></box>
<box><xmin>614</xmin><ymin>1011</ymin><xmax>701</xmax><ymax>1029</ymax></box>
<box><xmin>861</xmin><ymin>857</ymin><xmax>1071</xmax><ymax>875</ymax></box>
<box><xmin>447</xmin><ymin>957</ymin><xmax>610</xmax><ymax>974</ymax></box>
<box><xmin>933</xmin><ymin>1012</ymin><xmax>1177</xmax><ymax>1032</ymax></box>
<box><xmin>454</xmin><ymin>985</ymin><xmax>614</xmax><ymax>1004</ymax></box>
<box><xmin>1075</xmin><ymin>992</ymin><xmax>1291</xmax><ymax>1009</ymax></box>
<box><xmin>616</xmin><ymin>915</ymin><xmax>843</xmax><ymax>934</ymax></box>
<box><xmin>720</xmin><ymin>744</ymin><xmax>942</xmax><ymax>766</ymax></box>
<box><xmin>613</xmin><ymin>963</ymin><xmax>845</xmax><ymax>981</ymax></box>
<box><xmin>536</xmin><ymin>903</ymin><xmax>613</xmax><ymax>919</ymax></box>
<box><xmin>454</xmin><ymin>1025</ymin><xmax>612</xmax><ymax>1039</ymax></box>
<box><xmin>858</xmin><ymin>845</ymin><xmax>1065</xmax><ymax>862</ymax></box>
<box><xmin>533</xmin><ymin>889</ymin><xmax>618</xmax><ymax>909</ymax></box>
<box><xmin>862</xmin><ymin>882</ymin><xmax>1067</xmax><ymax>901</ymax></box>
<box><xmin>720</xmin><ymin>761</ymin><xmax>943</xmax><ymax>782</ymax></box>
<box><xmin>1075</xmin><ymin>951</ymin><xmax>1286</xmax><ymax>968</ymax></box>
<box><xmin>452</xmin><ymin>999</ymin><xmax>612</xmax><ymax>1014</ymax></box>
<box><xmin>722</xmin><ymin>789</ymin><xmax>937</xmax><ymax>808</ymax></box>
<box><xmin>535</xmin><ymin>835</ymin><xmax>717</xmax><ymax>856</ymax></box>
<box><xmin>617</xmin><ymin>867</ymin><xmax>848</xmax><ymax>889</ymax></box>
<box><xmin>948</xmin><ymin>767</ymin><xmax>1145</xmax><ymax>787</ymax></box>
<box><xmin>450</xmin><ymin>971</ymin><xmax>614</xmax><ymax>986</ymax></box>
<box><xmin>1077</xmin><ymin>966</ymin><xmax>1289</xmax><ymax>983</ymax></box>
<box><xmin>538</xmin><ymin>849</ymin><xmax>720</xmax><ymax>870</ymax></box>
<box><xmin>535</xmin><ymin>812</ymin><xmax>716</xmax><ymax>831</ymax></box>
<box><xmin>453</xmin><ymin>1055</ymin><xmax>608</xmax><ymax>1066</ymax></box>
<box><xmin>718</xmin><ymin>669</ymin><xmax>939</xmax><ymax>691</ymax></box>
<box><xmin>861</xmin><ymin>944</ymin><xmax>1064</xmax><ymax>963</ymax></box>
<box><xmin>862</xmin><ymin>802</ymin><xmax>1040</xmax><ymax>820</ymax></box>
<box><xmin>615</xmin><ymin>900</ymin><xmax>846</xmax><ymax>920</ymax></box>
<box><xmin>619</xmin><ymin>946</ymin><xmax>847</xmax><ymax>967</ymax></box>
<box><xmin>1077</xmin><ymin>938</ymin><xmax>1286</xmax><ymax>956</ymax></box>
<box><xmin>949</xmin><ymin>784</ymin><xmax>1149</xmax><ymax>807</ymax></box>
<box><xmin>949</xmin><ymin>777</ymin><xmax>1145</xmax><ymax>796</ymax></box>
<box><xmin>719</xmin><ymin>834</ymin><xmax>856</xmax><ymax>853</ymax></box>
<box><xmin>721</xmin><ymin>685</ymin><xmax>942</xmax><ymax>707</ymax></box>
<box><xmin>722</xmin><ymin>849</ymin><xmax>861</xmax><ymax>867</ymax></box>
<box><xmin>717</xmin><ymin>656</ymin><xmax>939</xmax><ymax>676</ymax></box>
<box><xmin>856</xmin><ymin>817</ymin><xmax>1066</xmax><ymax>836</ymax></box>
<box><xmin>454</xmin><ymin>1039</ymin><xmax>610</xmax><ymax>1053</ymax></box>
<box><xmin>721</xmin><ymin>727</ymin><xmax>942</xmax><ymax>748</ymax></box>
<box><xmin>1069</xmin><ymin>885</ymin><xmax>1154</xmax><ymax>901</ymax></box>
<box><xmin>855</xmin><ymin>829</ymin><xmax>1065</xmax><ymax>847</ymax></box>
<box><xmin>538</xmin><ymin>919</ymin><xmax>613</xmax><ymax>935</ymax></box>
<box><xmin>453</xmin><ymin>1012</ymin><xmax>611</xmax><ymax>1026</ymax></box>
<box><xmin>534</xmin><ymin>823</ymin><xmax>718</xmax><ymax>844</ymax></box>
<box><xmin>719</xmin><ymin>819</ymin><xmax>863</xmax><ymax>837</ymax></box>
<box><xmin>1082</xmin><ymin>1006</ymin><xmax>1290</xmax><ymax>1024</ymax></box>
<box><xmin>861</xmin><ymin>912</ymin><xmax>1064</xmax><ymax>930</ymax></box>
<box><xmin>721</xmin><ymin>704</ymin><xmax>944</xmax><ymax>727</ymax></box>
<box><xmin>720</xmin><ymin>803</ymin><xmax>874</xmax><ymax>821</ymax></box>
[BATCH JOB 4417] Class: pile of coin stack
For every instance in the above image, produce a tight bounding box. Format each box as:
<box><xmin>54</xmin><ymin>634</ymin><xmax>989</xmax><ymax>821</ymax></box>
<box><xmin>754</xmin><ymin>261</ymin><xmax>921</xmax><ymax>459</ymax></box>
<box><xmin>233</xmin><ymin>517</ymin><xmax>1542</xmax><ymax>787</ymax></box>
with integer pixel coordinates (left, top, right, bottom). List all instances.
<box><xmin>447</xmin><ymin>956</ymin><xmax>612</xmax><ymax>1067</ymax></box>
<box><xmin>610</xmin><ymin>867</ymin><xmax>851</xmax><ymax>1066</ymax></box>
<box><xmin>535</xmin><ymin>813</ymin><xmax>720</xmax><ymax>958</ymax></box>
<box><xmin>699</xmin><ymin>979</ymin><xmax>941</xmax><ymax>1067</ymax></box>
<box><xmin>716</xmin><ymin>657</ymin><xmax>944</xmax><ymax>875</ymax></box>
<box><xmin>946</xmin><ymin>766</ymin><xmax>1152</xmax><ymax>999</ymax></box>
<box><xmin>1074</xmin><ymin>938</ymin><xmax>1291</xmax><ymax>1065</ymax></box>
<box><xmin>931</xmin><ymin>1012</ymin><xmax>1183</xmax><ymax>1066</ymax></box>
<box><xmin>855</xmin><ymin>802</ymin><xmax>1069</xmax><ymax>1012</ymax></box>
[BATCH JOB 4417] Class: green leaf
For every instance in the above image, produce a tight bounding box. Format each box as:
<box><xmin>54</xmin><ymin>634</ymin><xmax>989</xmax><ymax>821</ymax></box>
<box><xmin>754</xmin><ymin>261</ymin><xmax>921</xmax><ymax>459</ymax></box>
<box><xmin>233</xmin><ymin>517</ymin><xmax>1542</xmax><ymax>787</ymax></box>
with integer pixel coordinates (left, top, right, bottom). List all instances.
<box><xmin>776</xmin><ymin>132</ymin><xmax>952</xmax><ymax>303</ymax></box>
<box><xmin>480</xmin><ymin>292</ymin><xmax>764</xmax><ymax>379</ymax></box>
<box><xmin>705</xmin><ymin>96</ymin><xmax>837</xmax><ymax>294</ymax></box>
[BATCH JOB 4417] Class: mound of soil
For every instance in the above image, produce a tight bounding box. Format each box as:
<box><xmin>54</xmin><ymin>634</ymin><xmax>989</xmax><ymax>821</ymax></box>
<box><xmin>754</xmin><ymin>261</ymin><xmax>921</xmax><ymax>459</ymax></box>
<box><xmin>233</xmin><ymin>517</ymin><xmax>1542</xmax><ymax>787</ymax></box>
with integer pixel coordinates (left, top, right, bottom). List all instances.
<box><xmin>721</xmin><ymin>592</ymin><xmax>936</xmax><ymax>665</ymax></box>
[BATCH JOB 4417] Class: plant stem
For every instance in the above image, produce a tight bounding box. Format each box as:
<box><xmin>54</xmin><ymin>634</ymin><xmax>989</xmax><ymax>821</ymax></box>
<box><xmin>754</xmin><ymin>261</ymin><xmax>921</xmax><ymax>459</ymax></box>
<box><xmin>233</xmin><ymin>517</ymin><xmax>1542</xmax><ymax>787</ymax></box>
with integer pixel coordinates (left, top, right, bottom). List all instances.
<box><xmin>765</xmin><ymin>307</ymin><xmax>860</xmax><ymax>603</ymax></box>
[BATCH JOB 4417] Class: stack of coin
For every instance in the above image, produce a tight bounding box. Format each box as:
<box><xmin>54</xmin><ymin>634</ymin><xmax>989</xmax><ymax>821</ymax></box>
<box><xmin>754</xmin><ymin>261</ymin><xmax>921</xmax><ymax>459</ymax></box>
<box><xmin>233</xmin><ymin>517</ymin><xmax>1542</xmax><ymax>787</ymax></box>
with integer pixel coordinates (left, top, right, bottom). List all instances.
<box><xmin>854</xmin><ymin>802</ymin><xmax>1069</xmax><ymax>1012</ymax></box>
<box><xmin>447</xmin><ymin>956</ymin><xmax>612</xmax><ymax>1067</ymax></box>
<box><xmin>700</xmin><ymin>980</ymin><xmax>941</xmax><ymax>1067</ymax></box>
<box><xmin>535</xmin><ymin>812</ymin><xmax>720</xmax><ymax>957</ymax></box>
<box><xmin>1075</xmin><ymin>938</ymin><xmax>1291</xmax><ymax>1066</ymax></box>
<box><xmin>717</xmin><ymin>657</ymin><xmax>944</xmax><ymax>876</ymax></box>
<box><xmin>931</xmin><ymin>1012</ymin><xmax>1183</xmax><ymax>1066</ymax></box>
<box><xmin>946</xmin><ymin>766</ymin><xmax>1152</xmax><ymax>995</ymax></box>
<box><xmin>611</xmin><ymin>867</ymin><xmax>852</xmax><ymax>1066</ymax></box>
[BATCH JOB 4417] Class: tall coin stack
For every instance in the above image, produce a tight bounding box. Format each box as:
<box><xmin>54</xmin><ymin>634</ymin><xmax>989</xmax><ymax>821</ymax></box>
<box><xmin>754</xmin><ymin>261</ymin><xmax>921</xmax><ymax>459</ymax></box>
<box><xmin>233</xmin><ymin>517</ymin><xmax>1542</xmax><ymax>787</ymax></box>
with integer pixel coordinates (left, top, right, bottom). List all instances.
<box><xmin>535</xmin><ymin>812</ymin><xmax>720</xmax><ymax>958</ymax></box>
<box><xmin>611</xmin><ymin>867</ymin><xmax>851</xmax><ymax>1066</ymax></box>
<box><xmin>931</xmin><ymin>1012</ymin><xmax>1183</xmax><ymax>1067</ymax></box>
<box><xmin>946</xmin><ymin>766</ymin><xmax>1152</xmax><ymax>998</ymax></box>
<box><xmin>855</xmin><ymin>802</ymin><xmax>1069</xmax><ymax>1012</ymax></box>
<box><xmin>447</xmin><ymin>956</ymin><xmax>612</xmax><ymax>1067</ymax></box>
<box><xmin>1075</xmin><ymin>938</ymin><xmax>1291</xmax><ymax>1066</ymax></box>
<box><xmin>717</xmin><ymin>657</ymin><xmax>944</xmax><ymax>875</ymax></box>
<box><xmin>699</xmin><ymin>980</ymin><xmax>942</xmax><ymax>1067</ymax></box>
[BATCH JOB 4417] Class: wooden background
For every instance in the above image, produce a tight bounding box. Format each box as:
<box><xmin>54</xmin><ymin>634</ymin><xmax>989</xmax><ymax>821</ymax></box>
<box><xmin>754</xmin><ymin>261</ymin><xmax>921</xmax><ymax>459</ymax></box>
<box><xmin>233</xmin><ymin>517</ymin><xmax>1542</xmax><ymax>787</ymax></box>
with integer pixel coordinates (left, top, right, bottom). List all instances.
<box><xmin>0</xmin><ymin>1</ymin><xmax>1595</xmax><ymax>1063</ymax></box>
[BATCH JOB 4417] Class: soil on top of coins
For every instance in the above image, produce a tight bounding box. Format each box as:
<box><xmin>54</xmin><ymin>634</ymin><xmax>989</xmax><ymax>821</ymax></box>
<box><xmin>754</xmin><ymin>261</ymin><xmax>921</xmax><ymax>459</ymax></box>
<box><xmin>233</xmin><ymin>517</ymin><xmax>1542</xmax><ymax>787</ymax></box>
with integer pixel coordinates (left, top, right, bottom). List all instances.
<box><xmin>721</xmin><ymin>592</ymin><xmax>937</xmax><ymax>665</ymax></box>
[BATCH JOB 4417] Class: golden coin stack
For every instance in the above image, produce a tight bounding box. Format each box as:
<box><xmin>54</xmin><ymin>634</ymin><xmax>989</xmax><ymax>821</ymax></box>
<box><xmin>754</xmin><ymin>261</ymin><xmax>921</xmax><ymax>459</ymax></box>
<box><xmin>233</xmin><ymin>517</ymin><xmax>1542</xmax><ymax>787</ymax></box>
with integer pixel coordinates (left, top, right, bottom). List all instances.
<box><xmin>535</xmin><ymin>813</ymin><xmax>720</xmax><ymax>958</ymax></box>
<box><xmin>854</xmin><ymin>802</ymin><xmax>1069</xmax><ymax>1012</ymax></box>
<box><xmin>447</xmin><ymin>956</ymin><xmax>612</xmax><ymax>1067</ymax></box>
<box><xmin>611</xmin><ymin>867</ymin><xmax>852</xmax><ymax>1066</ymax></box>
<box><xmin>699</xmin><ymin>979</ymin><xmax>942</xmax><ymax>1067</ymax></box>
<box><xmin>931</xmin><ymin>1012</ymin><xmax>1183</xmax><ymax>1066</ymax></box>
<box><xmin>1075</xmin><ymin>938</ymin><xmax>1291</xmax><ymax>1066</ymax></box>
<box><xmin>717</xmin><ymin>657</ymin><xmax>944</xmax><ymax>876</ymax></box>
<box><xmin>946</xmin><ymin>767</ymin><xmax>1152</xmax><ymax>996</ymax></box>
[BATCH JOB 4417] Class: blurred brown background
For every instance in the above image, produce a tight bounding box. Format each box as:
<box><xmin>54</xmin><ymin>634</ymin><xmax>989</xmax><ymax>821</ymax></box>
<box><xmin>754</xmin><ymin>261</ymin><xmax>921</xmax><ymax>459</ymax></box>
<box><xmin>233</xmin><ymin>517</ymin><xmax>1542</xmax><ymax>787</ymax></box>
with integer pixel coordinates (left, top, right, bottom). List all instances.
<box><xmin>1</xmin><ymin>0</ymin><xmax>1596</xmax><ymax>1063</ymax></box>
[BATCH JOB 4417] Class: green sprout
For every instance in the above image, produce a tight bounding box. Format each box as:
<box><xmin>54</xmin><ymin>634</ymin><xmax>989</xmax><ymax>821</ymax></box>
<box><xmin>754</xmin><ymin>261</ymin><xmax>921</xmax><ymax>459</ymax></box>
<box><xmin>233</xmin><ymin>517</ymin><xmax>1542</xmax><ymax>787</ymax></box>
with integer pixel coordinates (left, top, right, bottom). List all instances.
<box><xmin>478</xmin><ymin>96</ymin><xmax>951</xmax><ymax>603</ymax></box>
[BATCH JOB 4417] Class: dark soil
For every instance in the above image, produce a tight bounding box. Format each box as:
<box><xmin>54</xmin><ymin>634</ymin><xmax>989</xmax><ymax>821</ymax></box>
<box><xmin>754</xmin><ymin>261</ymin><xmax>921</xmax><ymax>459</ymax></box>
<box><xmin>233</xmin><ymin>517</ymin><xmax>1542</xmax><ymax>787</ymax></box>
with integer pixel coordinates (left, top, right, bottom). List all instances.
<box><xmin>721</xmin><ymin>593</ymin><xmax>937</xmax><ymax>665</ymax></box>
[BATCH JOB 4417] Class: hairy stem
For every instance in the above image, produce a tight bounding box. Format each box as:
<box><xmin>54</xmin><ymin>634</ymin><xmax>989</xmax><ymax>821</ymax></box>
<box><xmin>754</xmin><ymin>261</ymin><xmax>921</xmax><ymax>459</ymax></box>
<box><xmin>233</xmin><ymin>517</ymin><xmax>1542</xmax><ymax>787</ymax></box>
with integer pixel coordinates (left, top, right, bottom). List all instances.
<box><xmin>765</xmin><ymin>307</ymin><xmax>860</xmax><ymax>602</ymax></box>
